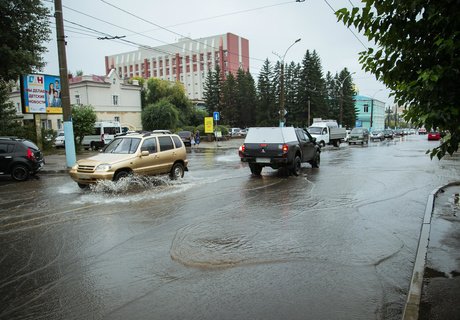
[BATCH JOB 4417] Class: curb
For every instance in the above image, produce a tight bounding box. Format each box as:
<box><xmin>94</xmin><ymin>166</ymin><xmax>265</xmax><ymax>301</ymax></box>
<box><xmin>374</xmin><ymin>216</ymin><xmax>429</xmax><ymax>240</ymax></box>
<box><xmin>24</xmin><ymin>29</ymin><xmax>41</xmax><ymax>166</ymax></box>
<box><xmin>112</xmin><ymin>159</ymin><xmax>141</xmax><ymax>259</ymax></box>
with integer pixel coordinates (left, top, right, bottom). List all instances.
<box><xmin>402</xmin><ymin>181</ymin><xmax>460</xmax><ymax>320</ymax></box>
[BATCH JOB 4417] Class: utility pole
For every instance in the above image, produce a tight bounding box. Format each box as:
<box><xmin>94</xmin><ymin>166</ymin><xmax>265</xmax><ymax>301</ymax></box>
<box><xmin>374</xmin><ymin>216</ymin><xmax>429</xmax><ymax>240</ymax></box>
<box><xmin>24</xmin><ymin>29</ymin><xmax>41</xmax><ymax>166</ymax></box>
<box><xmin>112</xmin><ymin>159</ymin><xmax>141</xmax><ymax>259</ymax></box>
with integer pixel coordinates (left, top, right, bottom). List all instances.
<box><xmin>55</xmin><ymin>0</ymin><xmax>76</xmax><ymax>167</ymax></box>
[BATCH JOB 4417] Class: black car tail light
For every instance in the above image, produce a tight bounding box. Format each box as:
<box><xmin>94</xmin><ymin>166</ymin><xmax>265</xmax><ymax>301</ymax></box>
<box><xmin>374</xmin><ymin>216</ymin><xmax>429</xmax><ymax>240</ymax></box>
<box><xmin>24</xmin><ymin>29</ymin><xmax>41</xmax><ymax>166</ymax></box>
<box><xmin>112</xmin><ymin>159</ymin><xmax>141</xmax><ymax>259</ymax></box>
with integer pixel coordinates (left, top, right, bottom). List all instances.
<box><xmin>26</xmin><ymin>148</ymin><xmax>36</xmax><ymax>161</ymax></box>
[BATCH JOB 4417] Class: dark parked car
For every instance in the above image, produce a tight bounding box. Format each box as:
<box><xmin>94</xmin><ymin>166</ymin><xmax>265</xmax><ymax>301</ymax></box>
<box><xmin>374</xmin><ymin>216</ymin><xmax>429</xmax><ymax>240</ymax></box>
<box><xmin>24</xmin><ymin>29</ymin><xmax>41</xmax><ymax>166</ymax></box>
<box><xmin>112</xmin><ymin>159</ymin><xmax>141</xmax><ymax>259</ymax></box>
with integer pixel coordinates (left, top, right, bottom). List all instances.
<box><xmin>348</xmin><ymin>127</ymin><xmax>369</xmax><ymax>145</ymax></box>
<box><xmin>383</xmin><ymin>129</ymin><xmax>394</xmax><ymax>139</ymax></box>
<box><xmin>0</xmin><ymin>137</ymin><xmax>45</xmax><ymax>181</ymax></box>
<box><xmin>177</xmin><ymin>131</ymin><xmax>193</xmax><ymax>146</ymax></box>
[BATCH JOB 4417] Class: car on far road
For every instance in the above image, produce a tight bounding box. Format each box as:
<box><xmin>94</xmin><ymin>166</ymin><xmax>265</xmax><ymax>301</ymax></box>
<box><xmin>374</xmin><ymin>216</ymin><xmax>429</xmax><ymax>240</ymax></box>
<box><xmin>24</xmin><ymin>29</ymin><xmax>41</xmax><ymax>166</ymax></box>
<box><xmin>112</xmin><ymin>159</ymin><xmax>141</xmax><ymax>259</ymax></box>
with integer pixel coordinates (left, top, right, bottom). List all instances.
<box><xmin>428</xmin><ymin>131</ymin><xmax>441</xmax><ymax>141</ymax></box>
<box><xmin>229</xmin><ymin>128</ymin><xmax>242</xmax><ymax>137</ymax></box>
<box><xmin>393</xmin><ymin>129</ymin><xmax>403</xmax><ymax>137</ymax></box>
<box><xmin>383</xmin><ymin>129</ymin><xmax>394</xmax><ymax>139</ymax></box>
<box><xmin>418</xmin><ymin>127</ymin><xmax>427</xmax><ymax>135</ymax></box>
<box><xmin>370</xmin><ymin>130</ymin><xmax>384</xmax><ymax>142</ymax></box>
<box><xmin>177</xmin><ymin>131</ymin><xmax>193</xmax><ymax>146</ymax></box>
<box><xmin>239</xmin><ymin>128</ymin><xmax>248</xmax><ymax>137</ymax></box>
<box><xmin>69</xmin><ymin>131</ymin><xmax>188</xmax><ymax>189</ymax></box>
<box><xmin>348</xmin><ymin>128</ymin><xmax>369</xmax><ymax>145</ymax></box>
<box><xmin>0</xmin><ymin>137</ymin><xmax>45</xmax><ymax>181</ymax></box>
<box><xmin>53</xmin><ymin>131</ymin><xmax>65</xmax><ymax>148</ymax></box>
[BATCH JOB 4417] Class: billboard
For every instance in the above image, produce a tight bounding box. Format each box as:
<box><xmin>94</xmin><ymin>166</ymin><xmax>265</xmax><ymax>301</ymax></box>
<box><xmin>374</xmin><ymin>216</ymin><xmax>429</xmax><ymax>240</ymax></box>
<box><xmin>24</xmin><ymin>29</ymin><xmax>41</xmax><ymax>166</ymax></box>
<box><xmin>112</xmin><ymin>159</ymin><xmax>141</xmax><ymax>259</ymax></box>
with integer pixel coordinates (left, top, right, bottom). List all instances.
<box><xmin>204</xmin><ymin>117</ymin><xmax>213</xmax><ymax>133</ymax></box>
<box><xmin>20</xmin><ymin>74</ymin><xmax>62</xmax><ymax>114</ymax></box>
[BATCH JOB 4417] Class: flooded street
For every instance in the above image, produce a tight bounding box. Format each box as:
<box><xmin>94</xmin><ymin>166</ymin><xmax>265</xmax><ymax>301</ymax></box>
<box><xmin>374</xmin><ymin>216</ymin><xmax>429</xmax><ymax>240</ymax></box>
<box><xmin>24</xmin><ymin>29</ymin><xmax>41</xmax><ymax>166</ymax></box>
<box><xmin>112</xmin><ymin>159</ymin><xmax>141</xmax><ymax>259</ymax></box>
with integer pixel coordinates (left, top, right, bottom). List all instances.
<box><xmin>0</xmin><ymin>135</ymin><xmax>458</xmax><ymax>319</ymax></box>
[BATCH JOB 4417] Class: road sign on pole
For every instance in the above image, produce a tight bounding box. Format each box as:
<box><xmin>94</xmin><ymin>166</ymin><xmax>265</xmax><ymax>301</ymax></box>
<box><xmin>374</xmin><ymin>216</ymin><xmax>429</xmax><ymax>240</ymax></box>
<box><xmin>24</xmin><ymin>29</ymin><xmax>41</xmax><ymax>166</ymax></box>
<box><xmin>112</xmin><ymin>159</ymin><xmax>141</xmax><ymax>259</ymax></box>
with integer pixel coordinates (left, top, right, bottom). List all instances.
<box><xmin>213</xmin><ymin>111</ymin><xmax>220</xmax><ymax>121</ymax></box>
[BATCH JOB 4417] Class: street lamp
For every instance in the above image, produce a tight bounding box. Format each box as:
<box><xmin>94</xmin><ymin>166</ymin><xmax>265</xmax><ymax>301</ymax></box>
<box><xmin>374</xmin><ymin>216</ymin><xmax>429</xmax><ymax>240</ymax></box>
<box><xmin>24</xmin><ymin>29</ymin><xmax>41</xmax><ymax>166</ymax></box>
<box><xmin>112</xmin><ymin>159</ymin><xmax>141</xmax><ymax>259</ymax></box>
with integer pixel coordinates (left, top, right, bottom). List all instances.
<box><xmin>338</xmin><ymin>72</ymin><xmax>356</xmax><ymax>127</ymax></box>
<box><xmin>273</xmin><ymin>38</ymin><xmax>301</xmax><ymax>127</ymax></box>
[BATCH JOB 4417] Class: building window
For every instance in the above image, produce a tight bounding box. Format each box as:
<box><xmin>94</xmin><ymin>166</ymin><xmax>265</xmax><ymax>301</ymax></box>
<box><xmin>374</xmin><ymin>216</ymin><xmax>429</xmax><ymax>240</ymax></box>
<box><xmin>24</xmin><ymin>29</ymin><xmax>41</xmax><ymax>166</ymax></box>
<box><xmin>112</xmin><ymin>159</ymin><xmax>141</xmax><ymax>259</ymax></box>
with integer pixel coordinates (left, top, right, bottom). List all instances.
<box><xmin>75</xmin><ymin>94</ymin><xmax>81</xmax><ymax>105</ymax></box>
<box><xmin>364</xmin><ymin>104</ymin><xmax>369</xmax><ymax>112</ymax></box>
<box><xmin>112</xmin><ymin>95</ymin><xmax>119</xmax><ymax>106</ymax></box>
<box><xmin>57</xmin><ymin>119</ymin><xmax>62</xmax><ymax>130</ymax></box>
<box><xmin>114</xmin><ymin>116</ymin><xmax>120</xmax><ymax>122</ymax></box>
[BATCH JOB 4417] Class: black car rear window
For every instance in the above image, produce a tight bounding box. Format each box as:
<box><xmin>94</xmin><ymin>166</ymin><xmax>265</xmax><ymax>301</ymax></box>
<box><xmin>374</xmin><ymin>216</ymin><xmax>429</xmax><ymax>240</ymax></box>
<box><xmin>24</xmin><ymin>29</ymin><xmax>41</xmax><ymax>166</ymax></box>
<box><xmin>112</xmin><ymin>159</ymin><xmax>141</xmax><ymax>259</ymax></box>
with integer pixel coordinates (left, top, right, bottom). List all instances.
<box><xmin>22</xmin><ymin>140</ymin><xmax>39</xmax><ymax>150</ymax></box>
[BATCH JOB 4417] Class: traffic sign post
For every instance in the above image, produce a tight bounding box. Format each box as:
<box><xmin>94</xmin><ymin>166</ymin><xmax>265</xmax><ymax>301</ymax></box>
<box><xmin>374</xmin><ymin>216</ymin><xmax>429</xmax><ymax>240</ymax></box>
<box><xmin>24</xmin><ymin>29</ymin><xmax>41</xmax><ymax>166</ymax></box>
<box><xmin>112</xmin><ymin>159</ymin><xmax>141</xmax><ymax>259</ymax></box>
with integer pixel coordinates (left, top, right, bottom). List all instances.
<box><xmin>213</xmin><ymin>111</ymin><xmax>220</xmax><ymax>146</ymax></box>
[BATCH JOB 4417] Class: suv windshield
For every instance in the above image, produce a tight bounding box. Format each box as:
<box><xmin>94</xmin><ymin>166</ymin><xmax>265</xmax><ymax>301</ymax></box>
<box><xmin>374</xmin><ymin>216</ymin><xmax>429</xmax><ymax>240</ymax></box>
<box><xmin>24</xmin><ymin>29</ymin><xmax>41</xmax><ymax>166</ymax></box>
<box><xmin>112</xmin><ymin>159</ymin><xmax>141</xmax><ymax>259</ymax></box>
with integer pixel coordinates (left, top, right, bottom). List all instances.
<box><xmin>104</xmin><ymin>138</ymin><xmax>140</xmax><ymax>154</ymax></box>
<box><xmin>351</xmin><ymin>128</ymin><xmax>364</xmax><ymax>134</ymax></box>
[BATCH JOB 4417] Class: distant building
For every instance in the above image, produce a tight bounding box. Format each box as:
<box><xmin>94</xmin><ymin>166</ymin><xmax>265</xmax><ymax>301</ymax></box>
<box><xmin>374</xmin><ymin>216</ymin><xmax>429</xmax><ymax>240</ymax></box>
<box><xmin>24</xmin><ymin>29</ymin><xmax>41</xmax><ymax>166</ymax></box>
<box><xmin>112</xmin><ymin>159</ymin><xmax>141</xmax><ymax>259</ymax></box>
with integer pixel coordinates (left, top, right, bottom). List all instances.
<box><xmin>9</xmin><ymin>69</ymin><xmax>142</xmax><ymax>131</ymax></box>
<box><xmin>105</xmin><ymin>32</ymin><xmax>250</xmax><ymax>101</ymax></box>
<box><xmin>353</xmin><ymin>95</ymin><xmax>385</xmax><ymax>130</ymax></box>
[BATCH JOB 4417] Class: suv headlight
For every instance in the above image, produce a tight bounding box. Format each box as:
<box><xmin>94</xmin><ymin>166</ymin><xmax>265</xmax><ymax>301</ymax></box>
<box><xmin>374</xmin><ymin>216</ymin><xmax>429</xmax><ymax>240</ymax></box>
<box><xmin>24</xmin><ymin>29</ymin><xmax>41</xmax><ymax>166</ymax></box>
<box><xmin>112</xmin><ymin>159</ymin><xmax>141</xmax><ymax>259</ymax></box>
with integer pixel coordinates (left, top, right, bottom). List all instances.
<box><xmin>95</xmin><ymin>163</ymin><xmax>112</xmax><ymax>171</ymax></box>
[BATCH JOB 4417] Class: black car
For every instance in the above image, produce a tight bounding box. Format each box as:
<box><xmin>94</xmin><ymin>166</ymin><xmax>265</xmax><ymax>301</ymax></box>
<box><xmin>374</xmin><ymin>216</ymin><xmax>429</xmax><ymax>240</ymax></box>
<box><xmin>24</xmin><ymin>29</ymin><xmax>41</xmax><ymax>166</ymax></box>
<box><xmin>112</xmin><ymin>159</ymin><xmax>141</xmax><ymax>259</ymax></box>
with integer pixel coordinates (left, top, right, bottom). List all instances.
<box><xmin>177</xmin><ymin>131</ymin><xmax>193</xmax><ymax>147</ymax></box>
<box><xmin>0</xmin><ymin>137</ymin><xmax>45</xmax><ymax>181</ymax></box>
<box><xmin>383</xmin><ymin>129</ymin><xmax>394</xmax><ymax>139</ymax></box>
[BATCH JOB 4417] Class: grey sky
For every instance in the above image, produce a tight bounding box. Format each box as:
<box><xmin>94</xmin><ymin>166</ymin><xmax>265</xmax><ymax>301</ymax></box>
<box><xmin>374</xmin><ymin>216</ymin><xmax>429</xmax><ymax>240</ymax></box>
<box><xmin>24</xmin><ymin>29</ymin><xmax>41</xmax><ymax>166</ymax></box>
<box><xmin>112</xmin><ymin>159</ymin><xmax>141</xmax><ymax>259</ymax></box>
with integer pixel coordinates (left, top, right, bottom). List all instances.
<box><xmin>43</xmin><ymin>0</ymin><xmax>391</xmax><ymax>105</ymax></box>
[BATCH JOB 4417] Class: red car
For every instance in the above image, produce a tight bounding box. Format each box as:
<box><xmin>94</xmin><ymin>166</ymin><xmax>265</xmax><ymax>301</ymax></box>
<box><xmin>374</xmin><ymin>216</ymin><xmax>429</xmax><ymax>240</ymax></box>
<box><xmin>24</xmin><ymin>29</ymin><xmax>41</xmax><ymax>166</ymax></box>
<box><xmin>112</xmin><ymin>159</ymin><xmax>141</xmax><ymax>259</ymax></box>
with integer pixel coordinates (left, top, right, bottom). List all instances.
<box><xmin>428</xmin><ymin>131</ymin><xmax>441</xmax><ymax>141</ymax></box>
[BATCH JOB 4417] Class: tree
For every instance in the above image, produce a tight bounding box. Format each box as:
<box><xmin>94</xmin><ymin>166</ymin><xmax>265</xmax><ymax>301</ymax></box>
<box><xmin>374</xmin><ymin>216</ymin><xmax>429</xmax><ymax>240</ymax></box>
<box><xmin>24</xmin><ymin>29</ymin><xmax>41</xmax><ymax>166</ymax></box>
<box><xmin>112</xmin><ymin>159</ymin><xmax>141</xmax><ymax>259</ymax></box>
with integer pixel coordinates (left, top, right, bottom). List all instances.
<box><xmin>236</xmin><ymin>69</ymin><xmax>257</xmax><ymax>127</ymax></box>
<box><xmin>203</xmin><ymin>65</ymin><xmax>223</xmax><ymax>115</ymax></box>
<box><xmin>256</xmin><ymin>59</ymin><xmax>277</xmax><ymax>126</ymax></box>
<box><xmin>71</xmin><ymin>105</ymin><xmax>97</xmax><ymax>148</ymax></box>
<box><xmin>221</xmin><ymin>73</ymin><xmax>238</xmax><ymax>126</ymax></box>
<box><xmin>337</xmin><ymin>1</ymin><xmax>460</xmax><ymax>159</ymax></box>
<box><xmin>0</xmin><ymin>0</ymin><xmax>50</xmax><ymax>81</ymax></box>
<box><xmin>0</xmin><ymin>0</ymin><xmax>50</xmax><ymax>135</ymax></box>
<box><xmin>142</xmin><ymin>98</ymin><xmax>179</xmax><ymax>131</ymax></box>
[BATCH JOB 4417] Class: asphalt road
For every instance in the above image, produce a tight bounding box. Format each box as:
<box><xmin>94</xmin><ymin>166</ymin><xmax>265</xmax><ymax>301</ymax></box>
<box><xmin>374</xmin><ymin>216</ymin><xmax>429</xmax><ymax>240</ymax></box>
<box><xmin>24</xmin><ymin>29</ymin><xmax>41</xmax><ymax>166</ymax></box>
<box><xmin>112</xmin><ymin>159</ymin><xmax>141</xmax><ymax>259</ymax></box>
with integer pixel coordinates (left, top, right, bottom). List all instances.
<box><xmin>0</xmin><ymin>135</ymin><xmax>458</xmax><ymax>320</ymax></box>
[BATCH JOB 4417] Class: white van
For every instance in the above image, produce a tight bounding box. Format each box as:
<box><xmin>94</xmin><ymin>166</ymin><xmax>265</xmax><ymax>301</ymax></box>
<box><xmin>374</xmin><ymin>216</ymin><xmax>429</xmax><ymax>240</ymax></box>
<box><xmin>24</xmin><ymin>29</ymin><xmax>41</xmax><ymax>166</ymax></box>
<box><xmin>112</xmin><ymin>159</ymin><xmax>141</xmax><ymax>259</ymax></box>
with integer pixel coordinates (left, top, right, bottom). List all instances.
<box><xmin>82</xmin><ymin>121</ymin><xmax>122</xmax><ymax>150</ymax></box>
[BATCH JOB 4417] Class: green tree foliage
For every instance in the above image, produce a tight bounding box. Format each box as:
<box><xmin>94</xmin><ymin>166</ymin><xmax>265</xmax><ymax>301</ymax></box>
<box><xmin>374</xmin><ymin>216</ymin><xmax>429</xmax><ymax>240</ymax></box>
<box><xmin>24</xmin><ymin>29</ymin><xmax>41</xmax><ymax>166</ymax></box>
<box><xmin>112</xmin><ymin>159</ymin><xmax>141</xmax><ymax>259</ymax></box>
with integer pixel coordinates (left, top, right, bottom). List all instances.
<box><xmin>338</xmin><ymin>69</ymin><xmax>357</xmax><ymax>129</ymax></box>
<box><xmin>337</xmin><ymin>1</ymin><xmax>460</xmax><ymax>159</ymax></box>
<box><xmin>285</xmin><ymin>62</ymin><xmax>301</xmax><ymax>126</ymax></box>
<box><xmin>256</xmin><ymin>59</ymin><xmax>277</xmax><ymax>126</ymax></box>
<box><xmin>143</xmin><ymin>78</ymin><xmax>193</xmax><ymax>128</ymax></box>
<box><xmin>0</xmin><ymin>0</ymin><xmax>50</xmax><ymax>81</ymax></box>
<box><xmin>203</xmin><ymin>65</ymin><xmax>223</xmax><ymax>115</ymax></box>
<box><xmin>142</xmin><ymin>98</ymin><xmax>179</xmax><ymax>131</ymax></box>
<box><xmin>221</xmin><ymin>73</ymin><xmax>238</xmax><ymax>126</ymax></box>
<box><xmin>236</xmin><ymin>69</ymin><xmax>257</xmax><ymax>127</ymax></box>
<box><xmin>71</xmin><ymin>105</ymin><xmax>97</xmax><ymax>147</ymax></box>
<box><xmin>0</xmin><ymin>81</ymin><xmax>18</xmax><ymax>135</ymax></box>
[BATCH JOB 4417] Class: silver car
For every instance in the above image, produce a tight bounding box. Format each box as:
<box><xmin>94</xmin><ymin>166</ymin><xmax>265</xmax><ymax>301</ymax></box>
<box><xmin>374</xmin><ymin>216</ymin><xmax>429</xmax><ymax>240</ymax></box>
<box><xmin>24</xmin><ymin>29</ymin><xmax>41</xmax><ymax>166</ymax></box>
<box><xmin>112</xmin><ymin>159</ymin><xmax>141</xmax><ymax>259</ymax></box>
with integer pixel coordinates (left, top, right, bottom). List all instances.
<box><xmin>348</xmin><ymin>128</ymin><xmax>369</xmax><ymax>145</ymax></box>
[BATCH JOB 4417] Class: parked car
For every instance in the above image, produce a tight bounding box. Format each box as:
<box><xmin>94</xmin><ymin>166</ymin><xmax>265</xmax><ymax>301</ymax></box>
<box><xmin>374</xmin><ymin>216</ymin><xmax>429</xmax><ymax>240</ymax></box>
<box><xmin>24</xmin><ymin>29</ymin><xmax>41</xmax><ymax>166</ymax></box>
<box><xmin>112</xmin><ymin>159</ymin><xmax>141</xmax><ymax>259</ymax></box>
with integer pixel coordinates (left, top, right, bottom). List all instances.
<box><xmin>229</xmin><ymin>128</ymin><xmax>242</xmax><ymax>137</ymax></box>
<box><xmin>69</xmin><ymin>131</ymin><xmax>188</xmax><ymax>188</ymax></box>
<box><xmin>0</xmin><ymin>137</ymin><xmax>45</xmax><ymax>181</ymax></box>
<box><xmin>239</xmin><ymin>127</ymin><xmax>320</xmax><ymax>176</ymax></box>
<box><xmin>418</xmin><ymin>127</ymin><xmax>427</xmax><ymax>135</ymax></box>
<box><xmin>53</xmin><ymin>130</ymin><xmax>65</xmax><ymax>148</ymax></box>
<box><xmin>428</xmin><ymin>131</ymin><xmax>441</xmax><ymax>141</ymax></box>
<box><xmin>348</xmin><ymin>128</ymin><xmax>369</xmax><ymax>145</ymax></box>
<box><xmin>393</xmin><ymin>129</ymin><xmax>403</xmax><ymax>137</ymax></box>
<box><xmin>239</xmin><ymin>128</ymin><xmax>248</xmax><ymax>136</ymax></box>
<box><xmin>383</xmin><ymin>129</ymin><xmax>394</xmax><ymax>139</ymax></box>
<box><xmin>370</xmin><ymin>130</ymin><xmax>384</xmax><ymax>142</ymax></box>
<box><xmin>177</xmin><ymin>131</ymin><xmax>193</xmax><ymax>146</ymax></box>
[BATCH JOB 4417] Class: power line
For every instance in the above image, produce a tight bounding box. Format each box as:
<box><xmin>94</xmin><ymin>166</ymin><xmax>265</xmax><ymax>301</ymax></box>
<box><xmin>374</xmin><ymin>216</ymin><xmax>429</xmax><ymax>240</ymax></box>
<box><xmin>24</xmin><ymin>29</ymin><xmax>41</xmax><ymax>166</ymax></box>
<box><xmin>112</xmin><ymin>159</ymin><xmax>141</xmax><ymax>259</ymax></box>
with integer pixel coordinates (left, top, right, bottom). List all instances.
<box><xmin>322</xmin><ymin>0</ymin><xmax>368</xmax><ymax>50</ymax></box>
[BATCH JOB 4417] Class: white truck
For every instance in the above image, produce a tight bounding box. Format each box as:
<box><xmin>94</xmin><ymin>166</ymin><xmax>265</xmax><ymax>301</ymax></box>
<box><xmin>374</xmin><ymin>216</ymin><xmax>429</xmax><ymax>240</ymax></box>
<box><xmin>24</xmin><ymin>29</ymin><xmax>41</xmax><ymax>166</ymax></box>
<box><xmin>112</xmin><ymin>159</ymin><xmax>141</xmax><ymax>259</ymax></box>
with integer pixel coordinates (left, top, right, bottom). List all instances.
<box><xmin>82</xmin><ymin>121</ymin><xmax>122</xmax><ymax>150</ymax></box>
<box><xmin>307</xmin><ymin>119</ymin><xmax>347</xmax><ymax>148</ymax></box>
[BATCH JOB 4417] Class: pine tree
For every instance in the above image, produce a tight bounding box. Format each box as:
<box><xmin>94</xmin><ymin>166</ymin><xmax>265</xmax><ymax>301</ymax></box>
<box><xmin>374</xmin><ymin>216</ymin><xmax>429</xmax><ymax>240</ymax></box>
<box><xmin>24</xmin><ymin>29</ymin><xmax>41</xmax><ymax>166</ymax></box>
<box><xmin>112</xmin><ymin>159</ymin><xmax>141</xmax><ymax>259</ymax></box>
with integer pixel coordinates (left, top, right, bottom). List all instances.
<box><xmin>256</xmin><ymin>59</ymin><xmax>277</xmax><ymax>126</ymax></box>
<box><xmin>221</xmin><ymin>73</ymin><xmax>238</xmax><ymax>126</ymax></box>
<box><xmin>203</xmin><ymin>65</ymin><xmax>223</xmax><ymax>115</ymax></box>
<box><xmin>236</xmin><ymin>69</ymin><xmax>257</xmax><ymax>127</ymax></box>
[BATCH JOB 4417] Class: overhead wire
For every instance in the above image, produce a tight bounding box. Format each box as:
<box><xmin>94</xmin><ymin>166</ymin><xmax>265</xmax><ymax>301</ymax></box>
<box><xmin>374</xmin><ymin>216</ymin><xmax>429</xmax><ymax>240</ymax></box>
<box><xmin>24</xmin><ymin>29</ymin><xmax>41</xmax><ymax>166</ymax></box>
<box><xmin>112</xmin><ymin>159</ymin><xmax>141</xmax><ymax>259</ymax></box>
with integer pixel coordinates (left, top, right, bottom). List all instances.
<box><xmin>322</xmin><ymin>0</ymin><xmax>368</xmax><ymax>50</ymax></box>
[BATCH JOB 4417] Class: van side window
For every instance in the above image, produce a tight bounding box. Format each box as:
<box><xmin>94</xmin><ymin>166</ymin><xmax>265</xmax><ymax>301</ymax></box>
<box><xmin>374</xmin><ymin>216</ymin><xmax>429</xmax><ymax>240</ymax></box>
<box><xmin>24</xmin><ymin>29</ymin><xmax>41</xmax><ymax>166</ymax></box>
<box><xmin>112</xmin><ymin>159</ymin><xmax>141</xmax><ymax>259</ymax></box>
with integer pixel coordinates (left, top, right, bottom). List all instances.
<box><xmin>158</xmin><ymin>136</ymin><xmax>174</xmax><ymax>151</ymax></box>
<box><xmin>141</xmin><ymin>138</ymin><xmax>157</xmax><ymax>153</ymax></box>
<box><xmin>104</xmin><ymin>127</ymin><xmax>121</xmax><ymax>135</ymax></box>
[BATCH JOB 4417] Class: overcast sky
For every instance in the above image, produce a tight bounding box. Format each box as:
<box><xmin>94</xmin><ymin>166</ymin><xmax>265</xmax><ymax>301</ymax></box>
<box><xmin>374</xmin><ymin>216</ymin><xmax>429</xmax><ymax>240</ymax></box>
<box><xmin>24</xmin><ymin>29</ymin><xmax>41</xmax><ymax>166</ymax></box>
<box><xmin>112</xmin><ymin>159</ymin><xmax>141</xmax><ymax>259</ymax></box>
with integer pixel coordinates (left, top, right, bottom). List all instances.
<box><xmin>42</xmin><ymin>0</ymin><xmax>392</xmax><ymax>105</ymax></box>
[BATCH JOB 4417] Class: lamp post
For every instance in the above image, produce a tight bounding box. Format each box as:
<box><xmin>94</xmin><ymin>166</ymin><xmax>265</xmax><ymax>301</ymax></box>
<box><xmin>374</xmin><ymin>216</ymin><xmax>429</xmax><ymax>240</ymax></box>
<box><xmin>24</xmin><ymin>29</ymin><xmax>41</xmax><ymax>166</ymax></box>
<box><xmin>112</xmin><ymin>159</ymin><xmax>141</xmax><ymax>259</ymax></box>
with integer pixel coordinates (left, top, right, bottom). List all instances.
<box><xmin>338</xmin><ymin>72</ymin><xmax>356</xmax><ymax>127</ymax></box>
<box><xmin>274</xmin><ymin>38</ymin><xmax>301</xmax><ymax>127</ymax></box>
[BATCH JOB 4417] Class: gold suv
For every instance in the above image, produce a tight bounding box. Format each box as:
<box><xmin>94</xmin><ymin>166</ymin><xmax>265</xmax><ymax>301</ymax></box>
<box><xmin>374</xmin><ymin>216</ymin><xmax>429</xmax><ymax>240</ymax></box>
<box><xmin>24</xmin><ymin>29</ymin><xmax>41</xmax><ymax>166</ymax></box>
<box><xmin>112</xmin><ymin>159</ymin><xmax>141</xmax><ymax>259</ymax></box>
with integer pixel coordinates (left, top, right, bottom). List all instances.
<box><xmin>69</xmin><ymin>131</ymin><xmax>188</xmax><ymax>188</ymax></box>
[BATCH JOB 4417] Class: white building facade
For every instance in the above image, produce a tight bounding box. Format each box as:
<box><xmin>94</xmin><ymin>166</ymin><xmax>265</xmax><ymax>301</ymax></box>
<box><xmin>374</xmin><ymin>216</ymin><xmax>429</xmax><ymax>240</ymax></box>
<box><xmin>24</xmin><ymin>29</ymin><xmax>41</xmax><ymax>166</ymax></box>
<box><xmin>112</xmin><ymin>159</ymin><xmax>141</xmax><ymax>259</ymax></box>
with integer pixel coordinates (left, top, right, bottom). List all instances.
<box><xmin>105</xmin><ymin>32</ymin><xmax>250</xmax><ymax>101</ymax></box>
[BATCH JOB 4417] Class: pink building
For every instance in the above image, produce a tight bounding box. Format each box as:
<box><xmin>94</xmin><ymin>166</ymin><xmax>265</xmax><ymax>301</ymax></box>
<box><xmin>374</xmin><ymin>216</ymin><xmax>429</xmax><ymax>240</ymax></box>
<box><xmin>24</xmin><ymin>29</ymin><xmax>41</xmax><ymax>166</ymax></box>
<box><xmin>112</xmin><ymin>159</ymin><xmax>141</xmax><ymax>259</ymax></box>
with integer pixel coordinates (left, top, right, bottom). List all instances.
<box><xmin>105</xmin><ymin>33</ymin><xmax>250</xmax><ymax>101</ymax></box>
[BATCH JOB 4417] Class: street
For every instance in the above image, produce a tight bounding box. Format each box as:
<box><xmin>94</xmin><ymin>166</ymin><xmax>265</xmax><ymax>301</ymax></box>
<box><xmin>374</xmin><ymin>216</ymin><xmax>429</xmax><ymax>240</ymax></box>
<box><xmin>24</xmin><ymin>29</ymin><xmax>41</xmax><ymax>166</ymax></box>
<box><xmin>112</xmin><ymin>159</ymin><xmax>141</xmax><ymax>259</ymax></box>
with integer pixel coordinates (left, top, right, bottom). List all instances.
<box><xmin>0</xmin><ymin>135</ymin><xmax>459</xmax><ymax>320</ymax></box>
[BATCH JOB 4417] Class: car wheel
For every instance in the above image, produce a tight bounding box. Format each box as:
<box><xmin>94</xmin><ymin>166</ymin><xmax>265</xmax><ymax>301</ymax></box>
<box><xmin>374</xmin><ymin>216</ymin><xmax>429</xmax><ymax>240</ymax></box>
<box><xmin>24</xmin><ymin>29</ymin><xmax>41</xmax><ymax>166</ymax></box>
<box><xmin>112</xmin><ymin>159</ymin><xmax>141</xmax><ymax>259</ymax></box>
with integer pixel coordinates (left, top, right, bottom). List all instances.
<box><xmin>170</xmin><ymin>163</ymin><xmax>185</xmax><ymax>180</ymax></box>
<box><xmin>319</xmin><ymin>141</ymin><xmax>326</xmax><ymax>148</ymax></box>
<box><xmin>291</xmin><ymin>155</ymin><xmax>301</xmax><ymax>176</ymax></box>
<box><xmin>333</xmin><ymin>140</ymin><xmax>340</xmax><ymax>147</ymax></box>
<box><xmin>11</xmin><ymin>164</ymin><xmax>29</xmax><ymax>181</ymax></box>
<box><xmin>310</xmin><ymin>152</ymin><xmax>320</xmax><ymax>168</ymax></box>
<box><xmin>77</xmin><ymin>183</ymin><xmax>89</xmax><ymax>189</ymax></box>
<box><xmin>249</xmin><ymin>163</ymin><xmax>262</xmax><ymax>176</ymax></box>
<box><xmin>114</xmin><ymin>170</ymin><xmax>130</xmax><ymax>181</ymax></box>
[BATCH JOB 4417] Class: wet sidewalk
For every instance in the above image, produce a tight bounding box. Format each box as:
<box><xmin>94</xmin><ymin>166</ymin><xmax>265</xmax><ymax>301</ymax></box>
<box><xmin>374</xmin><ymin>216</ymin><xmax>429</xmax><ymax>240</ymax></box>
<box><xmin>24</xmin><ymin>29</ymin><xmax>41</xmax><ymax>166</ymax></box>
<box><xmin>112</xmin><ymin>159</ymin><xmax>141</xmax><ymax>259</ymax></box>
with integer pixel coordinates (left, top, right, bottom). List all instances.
<box><xmin>403</xmin><ymin>183</ymin><xmax>460</xmax><ymax>320</ymax></box>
